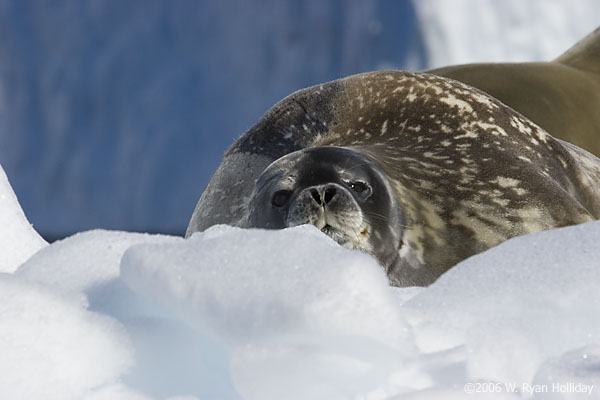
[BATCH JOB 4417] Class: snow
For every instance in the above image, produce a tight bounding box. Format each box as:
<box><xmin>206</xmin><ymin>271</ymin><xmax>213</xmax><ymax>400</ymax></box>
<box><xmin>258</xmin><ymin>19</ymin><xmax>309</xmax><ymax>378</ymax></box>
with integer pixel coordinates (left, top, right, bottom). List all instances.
<box><xmin>2</xmin><ymin>161</ymin><xmax>599</xmax><ymax>399</ymax></box>
<box><xmin>121</xmin><ymin>225</ymin><xmax>413</xmax><ymax>350</ymax></box>
<box><xmin>0</xmin><ymin>275</ymin><xmax>133</xmax><ymax>400</ymax></box>
<box><xmin>0</xmin><ymin>166</ymin><xmax>46</xmax><ymax>273</ymax></box>
<box><xmin>121</xmin><ymin>225</ymin><xmax>415</xmax><ymax>399</ymax></box>
<box><xmin>533</xmin><ymin>345</ymin><xmax>600</xmax><ymax>400</ymax></box>
<box><xmin>401</xmin><ymin>221</ymin><xmax>600</xmax><ymax>391</ymax></box>
<box><xmin>16</xmin><ymin>229</ymin><xmax>180</xmax><ymax>298</ymax></box>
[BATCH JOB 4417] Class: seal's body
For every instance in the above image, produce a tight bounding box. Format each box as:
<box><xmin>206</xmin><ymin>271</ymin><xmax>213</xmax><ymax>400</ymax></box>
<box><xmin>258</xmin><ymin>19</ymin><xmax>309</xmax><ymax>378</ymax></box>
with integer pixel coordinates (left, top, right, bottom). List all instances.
<box><xmin>430</xmin><ymin>27</ymin><xmax>600</xmax><ymax>156</ymax></box>
<box><xmin>187</xmin><ymin>70</ymin><xmax>600</xmax><ymax>286</ymax></box>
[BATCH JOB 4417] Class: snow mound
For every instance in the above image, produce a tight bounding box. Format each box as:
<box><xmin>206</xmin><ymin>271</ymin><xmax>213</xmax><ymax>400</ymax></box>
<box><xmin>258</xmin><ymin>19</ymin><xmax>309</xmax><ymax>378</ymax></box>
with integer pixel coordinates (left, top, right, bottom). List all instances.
<box><xmin>399</xmin><ymin>221</ymin><xmax>600</xmax><ymax>393</ymax></box>
<box><xmin>0</xmin><ymin>274</ymin><xmax>132</xmax><ymax>400</ymax></box>
<box><xmin>2</xmin><ymin>159</ymin><xmax>600</xmax><ymax>399</ymax></box>
<box><xmin>122</xmin><ymin>225</ymin><xmax>413</xmax><ymax>350</ymax></box>
<box><xmin>121</xmin><ymin>225</ymin><xmax>417</xmax><ymax>400</ymax></box>
<box><xmin>0</xmin><ymin>165</ymin><xmax>46</xmax><ymax>273</ymax></box>
<box><xmin>16</xmin><ymin>229</ymin><xmax>181</xmax><ymax>298</ymax></box>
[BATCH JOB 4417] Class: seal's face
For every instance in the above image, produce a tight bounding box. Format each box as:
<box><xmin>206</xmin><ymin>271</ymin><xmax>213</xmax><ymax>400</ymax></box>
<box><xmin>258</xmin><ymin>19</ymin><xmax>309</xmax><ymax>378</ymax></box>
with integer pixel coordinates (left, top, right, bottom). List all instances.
<box><xmin>246</xmin><ymin>146</ymin><xmax>403</xmax><ymax>269</ymax></box>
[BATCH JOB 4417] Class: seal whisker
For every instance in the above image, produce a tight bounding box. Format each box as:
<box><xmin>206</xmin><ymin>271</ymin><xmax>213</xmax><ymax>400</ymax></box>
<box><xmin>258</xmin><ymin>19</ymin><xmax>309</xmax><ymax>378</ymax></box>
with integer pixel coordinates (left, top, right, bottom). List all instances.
<box><xmin>363</xmin><ymin>210</ymin><xmax>390</xmax><ymax>221</ymax></box>
<box><xmin>346</xmin><ymin>161</ymin><xmax>375</xmax><ymax>171</ymax></box>
<box><xmin>364</xmin><ymin>210</ymin><xmax>411</xmax><ymax>229</ymax></box>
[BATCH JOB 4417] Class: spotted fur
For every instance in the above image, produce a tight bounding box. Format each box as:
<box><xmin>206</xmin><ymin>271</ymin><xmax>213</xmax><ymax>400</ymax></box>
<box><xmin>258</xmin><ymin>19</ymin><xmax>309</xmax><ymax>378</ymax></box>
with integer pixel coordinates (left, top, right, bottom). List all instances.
<box><xmin>187</xmin><ymin>70</ymin><xmax>600</xmax><ymax>286</ymax></box>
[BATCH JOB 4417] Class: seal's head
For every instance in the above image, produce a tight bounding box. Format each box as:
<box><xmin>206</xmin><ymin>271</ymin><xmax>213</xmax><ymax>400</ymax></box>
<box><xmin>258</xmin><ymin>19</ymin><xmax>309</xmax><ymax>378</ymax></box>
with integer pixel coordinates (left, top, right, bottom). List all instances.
<box><xmin>246</xmin><ymin>146</ymin><xmax>403</xmax><ymax>269</ymax></box>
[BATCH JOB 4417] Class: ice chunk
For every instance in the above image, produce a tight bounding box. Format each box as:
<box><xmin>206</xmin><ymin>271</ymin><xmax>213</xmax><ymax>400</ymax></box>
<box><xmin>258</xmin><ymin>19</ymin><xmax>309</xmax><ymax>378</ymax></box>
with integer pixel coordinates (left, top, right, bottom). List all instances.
<box><xmin>403</xmin><ymin>221</ymin><xmax>600</xmax><ymax>386</ymax></box>
<box><xmin>16</xmin><ymin>229</ymin><xmax>181</xmax><ymax>295</ymax></box>
<box><xmin>121</xmin><ymin>225</ymin><xmax>413</xmax><ymax>350</ymax></box>
<box><xmin>0</xmin><ymin>274</ymin><xmax>132</xmax><ymax>400</ymax></box>
<box><xmin>0</xmin><ymin>165</ymin><xmax>46</xmax><ymax>273</ymax></box>
<box><xmin>121</xmin><ymin>225</ymin><xmax>416</xmax><ymax>399</ymax></box>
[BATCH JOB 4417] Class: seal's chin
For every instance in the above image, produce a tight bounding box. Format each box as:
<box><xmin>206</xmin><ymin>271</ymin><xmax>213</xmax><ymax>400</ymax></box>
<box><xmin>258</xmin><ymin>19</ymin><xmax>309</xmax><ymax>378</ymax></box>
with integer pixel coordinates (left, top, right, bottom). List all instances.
<box><xmin>321</xmin><ymin>224</ymin><xmax>334</xmax><ymax>234</ymax></box>
<box><xmin>321</xmin><ymin>224</ymin><xmax>345</xmax><ymax>243</ymax></box>
<box><xmin>321</xmin><ymin>224</ymin><xmax>351</xmax><ymax>246</ymax></box>
<box><xmin>289</xmin><ymin>212</ymin><xmax>357</xmax><ymax>248</ymax></box>
<box><xmin>316</xmin><ymin>220</ymin><xmax>369</xmax><ymax>252</ymax></box>
<box><xmin>310</xmin><ymin>215</ymin><xmax>350</xmax><ymax>244</ymax></box>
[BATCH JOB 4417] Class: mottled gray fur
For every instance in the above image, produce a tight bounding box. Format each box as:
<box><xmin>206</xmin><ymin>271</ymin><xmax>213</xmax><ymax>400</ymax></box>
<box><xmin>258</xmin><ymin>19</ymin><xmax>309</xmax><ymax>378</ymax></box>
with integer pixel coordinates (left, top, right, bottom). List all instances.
<box><xmin>187</xmin><ymin>71</ymin><xmax>600</xmax><ymax>286</ymax></box>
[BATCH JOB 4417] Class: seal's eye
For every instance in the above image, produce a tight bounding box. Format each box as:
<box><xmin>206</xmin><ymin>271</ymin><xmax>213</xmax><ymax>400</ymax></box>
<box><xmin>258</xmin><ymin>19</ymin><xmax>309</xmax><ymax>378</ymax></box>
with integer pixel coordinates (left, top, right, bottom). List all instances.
<box><xmin>272</xmin><ymin>190</ymin><xmax>291</xmax><ymax>207</ymax></box>
<box><xmin>349</xmin><ymin>181</ymin><xmax>369</xmax><ymax>194</ymax></box>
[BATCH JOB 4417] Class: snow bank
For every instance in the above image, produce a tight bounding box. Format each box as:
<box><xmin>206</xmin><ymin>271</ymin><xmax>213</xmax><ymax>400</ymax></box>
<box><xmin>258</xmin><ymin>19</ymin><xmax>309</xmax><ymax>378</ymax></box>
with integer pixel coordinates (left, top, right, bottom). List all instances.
<box><xmin>119</xmin><ymin>221</ymin><xmax>600</xmax><ymax>399</ymax></box>
<box><xmin>16</xmin><ymin>230</ymin><xmax>181</xmax><ymax>307</ymax></box>
<box><xmin>399</xmin><ymin>221</ymin><xmax>600</xmax><ymax>394</ymax></box>
<box><xmin>122</xmin><ymin>225</ymin><xmax>415</xmax><ymax>400</ymax></box>
<box><xmin>122</xmin><ymin>225</ymin><xmax>412</xmax><ymax>350</ymax></box>
<box><xmin>0</xmin><ymin>275</ymin><xmax>133</xmax><ymax>400</ymax></box>
<box><xmin>2</xmin><ymin>160</ymin><xmax>600</xmax><ymax>399</ymax></box>
<box><xmin>4</xmin><ymin>219</ymin><xmax>599</xmax><ymax>399</ymax></box>
<box><xmin>0</xmin><ymin>165</ymin><xmax>46</xmax><ymax>272</ymax></box>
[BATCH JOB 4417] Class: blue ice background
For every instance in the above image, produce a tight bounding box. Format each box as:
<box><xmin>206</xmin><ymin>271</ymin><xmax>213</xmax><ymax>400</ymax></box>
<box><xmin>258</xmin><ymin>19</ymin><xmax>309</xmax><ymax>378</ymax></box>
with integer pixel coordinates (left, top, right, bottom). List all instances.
<box><xmin>0</xmin><ymin>0</ymin><xmax>420</xmax><ymax>239</ymax></box>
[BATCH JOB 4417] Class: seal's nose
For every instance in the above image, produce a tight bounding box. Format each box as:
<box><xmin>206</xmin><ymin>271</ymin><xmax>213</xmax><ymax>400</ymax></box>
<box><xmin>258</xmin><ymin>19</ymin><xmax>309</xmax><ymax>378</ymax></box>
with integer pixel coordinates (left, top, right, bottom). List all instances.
<box><xmin>310</xmin><ymin>186</ymin><xmax>336</xmax><ymax>205</ymax></box>
<box><xmin>324</xmin><ymin>187</ymin><xmax>336</xmax><ymax>204</ymax></box>
<box><xmin>310</xmin><ymin>188</ymin><xmax>321</xmax><ymax>204</ymax></box>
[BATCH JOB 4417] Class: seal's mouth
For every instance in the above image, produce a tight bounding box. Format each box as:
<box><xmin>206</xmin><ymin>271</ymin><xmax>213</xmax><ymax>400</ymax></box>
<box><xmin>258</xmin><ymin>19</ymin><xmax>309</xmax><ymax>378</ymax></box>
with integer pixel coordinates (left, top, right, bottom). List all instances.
<box><xmin>321</xmin><ymin>223</ymin><xmax>366</xmax><ymax>238</ymax></box>
<box><xmin>321</xmin><ymin>224</ymin><xmax>341</xmax><ymax>240</ymax></box>
<box><xmin>320</xmin><ymin>223</ymin><xmax>355</xmax><ymax>249</ymax></box>
<box><xmin>320</xmin><ymin>223</ymin><xmax>340</xmax><ymax>239</ymax></box>
<box><xmin>322</xmin><ymin>224</ymin><xmax>344</xmax><ymax>238</ymax></box>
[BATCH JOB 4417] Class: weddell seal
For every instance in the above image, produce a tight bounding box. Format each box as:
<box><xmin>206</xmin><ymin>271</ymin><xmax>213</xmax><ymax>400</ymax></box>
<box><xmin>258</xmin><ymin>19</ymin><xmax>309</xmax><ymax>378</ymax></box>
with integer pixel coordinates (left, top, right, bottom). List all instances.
<box><xmin>430</xmin><ymin>26</ymin><xmax>600</xmax><ymax>156</ymax></box>
<box><xmin>186</xmin><ymin>70</ymin><xmax>600</xmax><ymax>286</ymax></box>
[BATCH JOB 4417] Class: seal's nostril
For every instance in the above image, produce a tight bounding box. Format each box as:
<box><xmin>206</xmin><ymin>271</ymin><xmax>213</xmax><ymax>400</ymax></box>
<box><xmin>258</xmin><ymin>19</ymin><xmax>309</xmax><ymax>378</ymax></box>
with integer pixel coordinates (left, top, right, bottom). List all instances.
<box><xmin>324</xmin><ymin>188</ymin><xmax>336</xmax><ymax>204</ymax></box>
<box><xmin>310</xmin><ymin>188</ymin><xmax>321</xmax><ymax>204</ymax></box>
